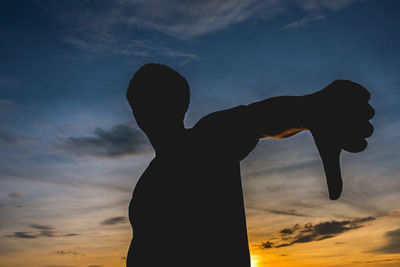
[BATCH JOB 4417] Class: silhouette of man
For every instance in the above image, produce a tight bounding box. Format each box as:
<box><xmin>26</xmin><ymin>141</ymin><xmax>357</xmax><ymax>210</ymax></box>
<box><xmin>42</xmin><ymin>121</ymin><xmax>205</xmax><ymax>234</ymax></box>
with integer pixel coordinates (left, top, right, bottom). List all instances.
<box><xmin>126</xmin><ymin>63</ymin><xmax>374</xmax><ymax>267</ymax></box>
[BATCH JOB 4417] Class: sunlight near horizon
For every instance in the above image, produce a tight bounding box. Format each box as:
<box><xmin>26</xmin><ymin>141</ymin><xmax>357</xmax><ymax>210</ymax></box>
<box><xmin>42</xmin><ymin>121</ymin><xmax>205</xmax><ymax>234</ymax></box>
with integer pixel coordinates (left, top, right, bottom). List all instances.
<box><xmin>251</xmin><ymin>255</ymin><xmax>260</xmax><ymax>267</ymax></box>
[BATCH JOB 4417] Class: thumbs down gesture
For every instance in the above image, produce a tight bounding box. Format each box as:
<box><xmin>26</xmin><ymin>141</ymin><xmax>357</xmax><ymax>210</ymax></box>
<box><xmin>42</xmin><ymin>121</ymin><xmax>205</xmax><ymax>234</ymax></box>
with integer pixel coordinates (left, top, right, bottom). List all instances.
<box><xmin>308</xmin><ymin>80</ymin><xmax>375</xmax><ymax>200</ymax></box>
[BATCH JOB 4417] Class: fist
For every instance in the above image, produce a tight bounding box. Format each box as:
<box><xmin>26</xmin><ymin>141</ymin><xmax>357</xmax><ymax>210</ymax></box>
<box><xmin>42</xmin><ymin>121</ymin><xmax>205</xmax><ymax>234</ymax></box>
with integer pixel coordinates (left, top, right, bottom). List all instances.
<box><xmin>310</xmin><ymin>80</ymin><xmax>375</xmax><ymax>152</ymax></box>
<box><xmin>307</xmin><ymin>80</ymin><xmax>375</xmax><ymax>200</ymax></box>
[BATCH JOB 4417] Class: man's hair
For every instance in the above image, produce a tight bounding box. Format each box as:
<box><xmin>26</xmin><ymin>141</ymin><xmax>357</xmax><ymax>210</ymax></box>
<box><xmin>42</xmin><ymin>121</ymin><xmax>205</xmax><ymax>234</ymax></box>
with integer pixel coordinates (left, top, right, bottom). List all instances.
<box><xmin>127</xmin><ymin>63</ymin><xmax>190</xmax><ymax>119</ymax></box>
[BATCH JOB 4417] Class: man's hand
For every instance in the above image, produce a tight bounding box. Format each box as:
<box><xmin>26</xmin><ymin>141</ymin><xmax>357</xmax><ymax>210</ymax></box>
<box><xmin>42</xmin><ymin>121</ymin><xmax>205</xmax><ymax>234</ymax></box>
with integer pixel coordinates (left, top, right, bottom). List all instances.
<box><xmin>307</xmin><ymin>80</ymin><xmax>375</xmax><ymax>200</ymax></box>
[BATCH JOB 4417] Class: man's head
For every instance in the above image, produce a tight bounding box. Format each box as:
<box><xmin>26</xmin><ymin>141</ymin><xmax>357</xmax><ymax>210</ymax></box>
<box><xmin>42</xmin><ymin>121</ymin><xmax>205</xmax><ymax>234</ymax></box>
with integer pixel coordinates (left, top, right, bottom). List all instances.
<box><xmin>127</xmin><ymin>63</ymin><xmax>190</xmax><ymax>135</ymax></box>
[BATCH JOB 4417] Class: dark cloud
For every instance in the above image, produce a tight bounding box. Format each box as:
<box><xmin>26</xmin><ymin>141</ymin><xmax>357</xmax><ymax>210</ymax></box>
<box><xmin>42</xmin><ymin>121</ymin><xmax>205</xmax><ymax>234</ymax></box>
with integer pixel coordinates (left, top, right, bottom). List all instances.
<box><xmin>260</xmin><ymin>217</ymin><xmax>375</xmax><ymax>249</ymax></box>
<box><xmin>61</xmin><ymin>124</ymin><xmax>149</xmax><ymax>158</ymax></box>
<box><xmin>248</xmin><ymin>206</ymin><xmax>308</xmax><ymax>217</ymax></box>
<box><xmin>64</xmin><ymin>233</ymin><xmax>78</xmax><ymax>237</ymax></box>
<box><xmin>261</xmin><ymin>241</ymin><xmax>273</xmax><ymax>248</ymax></box>
<box><xmin>6</xmin><ymin>224</ymin><xmax>76</xmax><ymax>239</ymax></box>
<box><xmin>0</xmin><ymin>203</ymin><xmax>6</xmax><ymax>210</ymax></box>
<box><xmin>30</xmin><ymin>224</ymin><xmax>56</xmax><ymax>236</ymax></box>
<box><xmin>101</xmin><ymin>216</ymin><xmax>127</xmax><ymax>226</ymax></box>
<box><xmin>8</xmin><ymin>232</ymin><xmax>37</xmax><ymax>239</ymax></box>
<box><xmin>280</xmin><ymin>224</ymin><xmax>300</xmax><ymax>236</ymax></box>
<box><xmin>373</xmin><ymin>228</ymin><xmax>400</xmax><ymax>254</ymax></box>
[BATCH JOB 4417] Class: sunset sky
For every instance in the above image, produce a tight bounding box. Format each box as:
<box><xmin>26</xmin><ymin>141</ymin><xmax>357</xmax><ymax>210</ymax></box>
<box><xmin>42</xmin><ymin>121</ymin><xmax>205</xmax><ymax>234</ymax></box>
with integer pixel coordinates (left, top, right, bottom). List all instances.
<box><xmin>1</xmin><ymin>1</ymin><xmax>400</xmax><ymax>266</ymax></box>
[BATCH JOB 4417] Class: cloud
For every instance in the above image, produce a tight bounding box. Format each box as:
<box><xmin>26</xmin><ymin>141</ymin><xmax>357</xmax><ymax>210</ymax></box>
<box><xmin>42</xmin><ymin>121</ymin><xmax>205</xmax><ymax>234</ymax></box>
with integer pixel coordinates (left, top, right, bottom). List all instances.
<box><xmin>283</xmin><ymin>0</ymin><xmax>362</xmax><ymax>29</ymax></box>
<box><xmin>42</xmin><ymin>0</ymin><xmax>279</xmax><ymax>38</ymax></box>
<box><xmin>64</xmin><ymin>233</ymin><xmax>79</xmax><ymax>237</ymax></box>
<box><xmin>0</xmin><ymin>203</ymin><xmax>7</xmax><ymax>210</ymax></box>
<box><xmin>60</xmin><ymin>124</ymin><xmax>149</xmax><ymax>158</ymax></box>
<box><xmin>6</xmin><ymin>224</ymin><xmax>77</xmax><ymax>239</ymax></box>
<box><xmin>248</xmin><ymin>206</ymin><xmax>309</xmax><ymax>217</ymax></box>
<box><xmin>259</xmin><ymin>216</ymin><xmax>375</xmax><ymax>248</ymax></box>
<box><xmin>373</xmin><ymin>228</ymin><xmax>400</xmax><ymax>254</ymax></box>
<box><xmin>45</xmin><ymin>0</ymin><xmax>360</xmax><ymax>38</ymax></box>
<box><xmin>100</xmin><ymin>216</ymin><xmax>128</xmax><ymax>225</ymax></box>
<box><xmin>284</xmin><ymin>14</ymin><xmax>326</xmax><ymax>29</ymax></box>
<box><xmin>297</xmin><ymin>0</ymin><xmax>361</xmax><ymax>11</ymax></box>
<box><xmin>8</xmin><ymin>232</ymin><xmax>37</xmax><ymax>239</ymax></box>
<box><xmin>30</xmin><ymin>224</ymin><xmax>56</xmax><ymax>237</ymax></box>
<box><xmin>40</xmin><ymin>0</ymin><xmax>361</xmax><ymax>59</ymax></box>
<box><xmin>62</xmin><ymin>34</ymin><xmax>199</xmax><ymax>63</ymax></box>
<box><xmin>261</xmin><ymin>240</ymin><xmax>274</xmax><ymax>248</ymax></box>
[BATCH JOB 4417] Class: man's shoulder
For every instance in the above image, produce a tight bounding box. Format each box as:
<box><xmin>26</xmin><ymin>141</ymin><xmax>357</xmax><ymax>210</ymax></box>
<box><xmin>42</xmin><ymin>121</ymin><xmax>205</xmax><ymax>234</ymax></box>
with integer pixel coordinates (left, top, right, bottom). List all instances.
<box><xmin>192</xmin><ymin>105</ymin><xmax>248</xmax><ymax>132</ymax></box>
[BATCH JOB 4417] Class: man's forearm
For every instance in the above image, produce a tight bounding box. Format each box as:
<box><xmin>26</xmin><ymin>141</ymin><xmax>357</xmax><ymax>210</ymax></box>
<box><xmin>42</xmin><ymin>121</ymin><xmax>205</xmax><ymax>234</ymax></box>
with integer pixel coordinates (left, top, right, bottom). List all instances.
<box><xmin>246</xmin><ymin>95</ymin><xmax>313</xmax><ymax>139</ymax></box>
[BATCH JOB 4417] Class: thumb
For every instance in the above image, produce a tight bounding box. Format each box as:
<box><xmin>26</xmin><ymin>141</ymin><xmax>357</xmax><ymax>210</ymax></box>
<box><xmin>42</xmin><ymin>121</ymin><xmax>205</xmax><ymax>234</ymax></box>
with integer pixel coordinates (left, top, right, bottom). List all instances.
<box><xmin>312</xmin><ymin>131</ymin><xmax>343</xmax><ymax>200</ymax></box>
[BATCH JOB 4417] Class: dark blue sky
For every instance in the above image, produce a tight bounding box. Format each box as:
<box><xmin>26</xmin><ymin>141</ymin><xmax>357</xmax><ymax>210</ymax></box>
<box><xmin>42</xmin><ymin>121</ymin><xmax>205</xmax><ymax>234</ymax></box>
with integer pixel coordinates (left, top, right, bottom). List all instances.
<box><xmin>1</xmin><ymin>0</ymin><xmax>399</xmax><ymax>128</ymax></box>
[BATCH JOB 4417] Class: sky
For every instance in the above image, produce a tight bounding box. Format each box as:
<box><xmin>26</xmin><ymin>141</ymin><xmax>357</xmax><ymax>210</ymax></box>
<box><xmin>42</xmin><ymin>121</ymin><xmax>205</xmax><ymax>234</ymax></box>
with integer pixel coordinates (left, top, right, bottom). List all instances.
<box><xmin>0</xmin><ymin>0</ymin><xmax>400</xmax><ymax>266</ymax></box>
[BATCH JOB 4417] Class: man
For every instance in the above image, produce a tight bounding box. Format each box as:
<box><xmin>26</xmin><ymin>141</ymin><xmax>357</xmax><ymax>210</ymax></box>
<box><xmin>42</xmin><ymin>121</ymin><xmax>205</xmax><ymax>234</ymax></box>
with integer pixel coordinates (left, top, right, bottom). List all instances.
<box><xmin>126</xmin><ymin>63</ymin><xmax>374</xmax><ymax>266</ymax></box>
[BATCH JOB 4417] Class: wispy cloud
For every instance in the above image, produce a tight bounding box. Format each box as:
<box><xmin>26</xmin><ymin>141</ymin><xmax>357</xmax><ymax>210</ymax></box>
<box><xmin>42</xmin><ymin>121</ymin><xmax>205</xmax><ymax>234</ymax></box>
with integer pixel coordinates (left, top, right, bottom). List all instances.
<box><xmin>284</xmin><ymin>0</ymin><xmax>362</xmax><ymax>29</ymax></box>
<box><xmin>62</xmin><ymin>34</ymin><xmax>199</xmax><ymax>63</ymax></box>
<box><xmin>247</xmin><ymin>206</ymin><xmax>309</xmax><ymax>217</ymax></box>
<box><xmin>42</xmin><ymin>0</ymin><xmax>279</xmax><ymax>38</ymax></box>
<box><xmin>60</xmin><ymin>123</ymin><xmax>149</xmax><ymax>158</ymax></box>
<box><xmin>297</xmin><ymin>0</ymin><xmax>361</xmax><ymax>11</ymax></box>
<box><xmin>45</xmin><ymin>0</ymin><xmax>361</xmax><ymax>38</ymax></box>
<box><xmin>100</xmin><ymin>216</ymin><xmax>127</xmax><ymax>226</ymax></box>
<box><xmin>39</xmin><ymin>0</ymin><xmax>362</xmax><ymax>61</ymax></box>
<box><xmin>284</xmin><ymin>14</ymin><xmax>326</xmax><ymax>29</ymax></box>
<box><xmin>259</xmin><ymin>216</ymin><xmax>375</xmax><ymax>248</ymax></box>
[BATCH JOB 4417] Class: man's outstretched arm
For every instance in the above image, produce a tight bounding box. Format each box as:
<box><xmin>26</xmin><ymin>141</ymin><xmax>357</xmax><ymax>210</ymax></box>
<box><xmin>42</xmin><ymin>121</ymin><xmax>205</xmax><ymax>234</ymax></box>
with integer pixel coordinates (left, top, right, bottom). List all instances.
<box><xmin>244</xmin><ymin>80</ymin><xmax>375</xmax><ymax>199</ymax></box>
<box><xmin>246</xmin><ymin>95</ymin><xmax>311</xmax><ymax>139</ymax></box>
<box><xmin>245</xmin><ymin>80</ymin><xmax>374</xmax><ymax>145</ymax></box>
